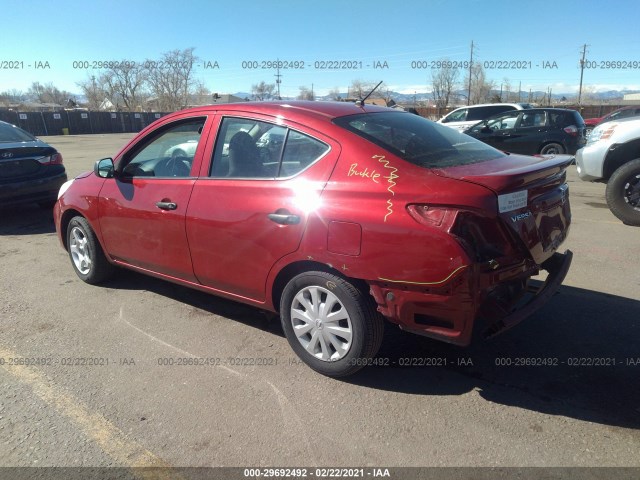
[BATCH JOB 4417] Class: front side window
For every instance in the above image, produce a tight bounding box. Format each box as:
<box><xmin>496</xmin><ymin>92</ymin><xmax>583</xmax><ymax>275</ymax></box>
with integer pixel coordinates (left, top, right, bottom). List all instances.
<box><xmin>121</xmin><ymin>118</ymin><xmax>205</xmax><ymax>178</ymax></box>
<box><xmin>335</xmin><ymin>111</ymin><xmax>505</xmax><ymax>168</ymax></box>
<box><xmin>471</xmin><ymin>112</ymin><xmax>519</xmax><ymax>133</ymax></box>
<box><xmin>442</xmin><ymin>108</ymin><xmax>467</xmax><ymax>123</ymax></box>
<box><xmin>210</xmin><ymin>117</ymin><xmax>329</xmax><ymax>179</ymax></box>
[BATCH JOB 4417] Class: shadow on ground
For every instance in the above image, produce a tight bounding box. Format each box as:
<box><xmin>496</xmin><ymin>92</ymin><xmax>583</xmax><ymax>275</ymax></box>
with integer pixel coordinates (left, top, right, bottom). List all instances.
<box><xmin>0</xmin><ymin>204</ymin><xmax>56</xmax><ymax>235</ymax></box>
<box><xmin>107</xmin><ymin>268</ymin><xmax>640</xmax><ymax>431</ymax></box>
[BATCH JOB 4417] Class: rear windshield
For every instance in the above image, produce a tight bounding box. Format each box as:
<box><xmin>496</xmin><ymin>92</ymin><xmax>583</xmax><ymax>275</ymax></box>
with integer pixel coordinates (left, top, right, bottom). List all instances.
<box><xmin>0</xmin><ymin>122</ymin><xmax>36</xmax><ymax>143</ymax></box>
<box><xmin>334</xmin><ymin>111</ymin><xmax>505</xmax><ymax>168</ymax></box>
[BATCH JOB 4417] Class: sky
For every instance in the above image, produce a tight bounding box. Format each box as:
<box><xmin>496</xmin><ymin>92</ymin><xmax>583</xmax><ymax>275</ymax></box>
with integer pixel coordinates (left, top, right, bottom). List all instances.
<box><xmin>1</xmin><ymin>0</ymin><xmax>639</xmax><ymax>99</ymax></box>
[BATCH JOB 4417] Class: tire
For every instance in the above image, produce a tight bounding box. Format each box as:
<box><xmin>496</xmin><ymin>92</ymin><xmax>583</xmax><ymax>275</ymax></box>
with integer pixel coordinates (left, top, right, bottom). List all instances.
<box><xmin>605</xmin><ymin>158</ymin><xmax>640</xmax><ymax>226</ymax></box>
<box><xmin>280</xmin><ymin>271</ymin><xmax>384</xmax><ymax>377</ymax></box>
<box><xmin>67</xmin><ymin>216</ymin><xmax>115</xmax><ymax>284</ymax></box>
<box><xmin>539</xmin><ymin>142</ymin><xmax>565</xmax><ymax>155</ymax></box>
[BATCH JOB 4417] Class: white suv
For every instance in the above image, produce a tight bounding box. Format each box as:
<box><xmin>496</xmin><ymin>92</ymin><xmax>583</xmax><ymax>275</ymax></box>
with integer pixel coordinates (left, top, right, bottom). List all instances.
<box><xmin>576</xmin><ymin>117</ymin><xmax>640</xmax><ymax>226</ymax></box>
<box><xmin>438</xmin><ymin>103</ymin><xmax>533</xmax><ymax>131</ymax></box>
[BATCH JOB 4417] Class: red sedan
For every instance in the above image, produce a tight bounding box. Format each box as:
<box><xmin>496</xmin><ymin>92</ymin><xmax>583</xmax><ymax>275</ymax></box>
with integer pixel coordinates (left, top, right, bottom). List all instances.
<box><xmin>54</xmin><ymin>101</ymin><xmax>573</xmax><ymax>377</ymax></box>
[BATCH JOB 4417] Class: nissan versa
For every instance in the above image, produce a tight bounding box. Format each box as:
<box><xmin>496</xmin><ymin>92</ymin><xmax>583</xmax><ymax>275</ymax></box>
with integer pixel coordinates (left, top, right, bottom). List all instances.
<box><xmin>54</xmin><ymin>101</ymin><xmax>573</xmax><ymax>377</ymax></box>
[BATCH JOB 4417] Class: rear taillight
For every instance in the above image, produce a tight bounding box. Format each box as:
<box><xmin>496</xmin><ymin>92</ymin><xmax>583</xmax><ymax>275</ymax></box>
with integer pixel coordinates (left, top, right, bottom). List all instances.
<box><xmin>406</xmin><ymin>205</ymin><xmax>450</xmax><ymax>227</ymax></box>
<box><xmin>451</xmin><ymin>212</ymin><xmax>513</xmax><ymax>262</ymax></box>
<box><xmin>563</xmin><ymin>125</ymin><xmax>578</xmax><ymax>136</ymax></box>
<box><xmin>37</xmin><ymin>153</ymin><xmax>63</xmax><ymax>165</ymax></box>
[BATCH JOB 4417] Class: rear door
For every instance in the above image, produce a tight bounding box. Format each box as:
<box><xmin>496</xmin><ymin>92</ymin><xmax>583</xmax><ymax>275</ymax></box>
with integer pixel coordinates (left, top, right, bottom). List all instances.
<box><xmin>186</xmin><ymin>115</ymin><xmax>339</xmax><ymax>302</ymax></box>
<box><xmin>468</xmin><ymin>111</ymin><xmax>521</xmax><ymax>151</ymax></box>
<box><xmin>510</xmin><ymin>110</ymin><xmax>549</xmax><ymax>154</ymax></box>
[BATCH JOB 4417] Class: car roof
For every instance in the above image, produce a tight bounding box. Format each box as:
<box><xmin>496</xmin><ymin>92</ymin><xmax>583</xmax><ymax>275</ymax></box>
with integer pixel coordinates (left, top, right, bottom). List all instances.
<box><xmin>162</xmin><ymin>101</ymin><xmax>396</xmax><ymax>124</ymax></box>
<box><xmin>449</xmin><ymin>103</ymin><xmax>527</xmax><ymax>110</ymax></box>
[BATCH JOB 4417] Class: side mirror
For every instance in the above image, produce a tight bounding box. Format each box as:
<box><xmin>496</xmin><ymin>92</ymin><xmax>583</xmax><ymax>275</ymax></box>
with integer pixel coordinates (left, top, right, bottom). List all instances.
<box><xmin>94</xmin><ymin>158</ymin><xmax>115</xmax><ymax>178</ymax></box>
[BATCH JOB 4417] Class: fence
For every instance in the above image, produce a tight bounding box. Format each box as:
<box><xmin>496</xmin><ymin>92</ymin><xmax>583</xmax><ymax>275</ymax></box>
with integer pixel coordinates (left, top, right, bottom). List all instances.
<box><xmin>0</xmin><ymin>110</ymin><xmax>172</xmax><ymax>137</ymax></box>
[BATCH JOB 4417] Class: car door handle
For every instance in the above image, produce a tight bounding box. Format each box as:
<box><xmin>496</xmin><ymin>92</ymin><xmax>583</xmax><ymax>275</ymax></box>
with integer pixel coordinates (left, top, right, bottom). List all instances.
<box><xmin>156</xmin><ymin>201</ymin><xmax>177</xmax><ymax>210</ymax></box>
<box><xmin>268</xmin><ymin>213</ymin><xmax>300</xmax><ymax>225</ymax></box>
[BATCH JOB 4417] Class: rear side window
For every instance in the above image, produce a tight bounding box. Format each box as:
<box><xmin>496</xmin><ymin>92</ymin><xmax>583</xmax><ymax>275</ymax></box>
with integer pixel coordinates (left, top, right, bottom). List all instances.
<box><xmin>0</xmin><ymin>122</ymin><xmax>36</xmax><ymax>142</ymax></box>
<box><xmin>442</xmin><ymin>108</ymin><xmax>467</xmax><ymax>123</ymax></box>
<box><xmin>334</xmin><ymin>111</ymin><xmax>505</xmax><ymax>168</ymax></box>
<box><xmin>210</xmin><ymin>117</ymin><xmax>329</xmax><ymax>179</ymax></box>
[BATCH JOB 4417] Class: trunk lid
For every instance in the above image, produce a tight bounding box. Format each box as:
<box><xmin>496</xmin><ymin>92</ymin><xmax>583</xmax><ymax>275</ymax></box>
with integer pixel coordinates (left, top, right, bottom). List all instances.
<box><xmin>0</xmin><ymin>142</ymin><xmax>56</xmax><ymax>180</ymax></box>
<box><xmin>434</xmin><ymin>154</ymin><xmax>573</xmax><ymax>264</ymax></box>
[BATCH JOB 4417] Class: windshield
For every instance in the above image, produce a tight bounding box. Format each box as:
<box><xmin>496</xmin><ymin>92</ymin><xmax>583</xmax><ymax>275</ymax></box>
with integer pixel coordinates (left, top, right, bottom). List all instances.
<box><xmin>334</xmin><ymin>111</ymin><xmax>505</xmax><ymax>168</ymax></box>
<box><xmin>0</xmin><ymin>122</ymin><xmax>36</xmax><ymax>143</ymax></box>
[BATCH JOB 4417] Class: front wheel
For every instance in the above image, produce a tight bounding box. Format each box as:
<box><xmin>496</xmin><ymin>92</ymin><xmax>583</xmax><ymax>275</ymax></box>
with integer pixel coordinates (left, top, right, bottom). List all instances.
<box><xmin>605</xmin><ymin>159</ymin><xmax>640</xmax><ymax>226</ymax></box>
<box><xmin>280</xmin><ymin>271</ymin><xmax>384</xmax><ymax>377</ymax></box>
<box><xmin>67</xmin><ymin>216</ymin><xmax>116</xmax><ymax>284</ymax></box>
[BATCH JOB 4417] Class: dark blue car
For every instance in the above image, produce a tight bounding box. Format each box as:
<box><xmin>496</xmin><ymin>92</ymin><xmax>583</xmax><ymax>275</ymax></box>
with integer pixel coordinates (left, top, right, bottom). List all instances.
<box><xmin>464</xmin><ymin>108</ymin><xmax>587</xmax><ymax>155</ymax></box>
<box><xmin>0</xmin><ymin>120</ymin><xmax>67</xmax><ymax>208</ymax></box>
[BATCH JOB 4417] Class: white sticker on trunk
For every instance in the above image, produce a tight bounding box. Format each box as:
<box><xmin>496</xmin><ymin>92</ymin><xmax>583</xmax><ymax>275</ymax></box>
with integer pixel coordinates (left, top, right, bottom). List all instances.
<box><xmin>498</xmin><ymin>190</ymin><xmax>528</xmax><ymax>213</ymax></box>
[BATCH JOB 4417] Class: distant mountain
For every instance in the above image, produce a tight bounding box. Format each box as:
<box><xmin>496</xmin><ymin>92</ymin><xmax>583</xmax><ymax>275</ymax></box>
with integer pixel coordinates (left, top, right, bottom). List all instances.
<box><xmin>308</xmin><ymin>89</ymin><xmax>640</xmax><ymax>105</ymax></box>
<box><xmin>231</xmin><ymin>92</ymin><xmax>252</xmax><ymax>100</ymax></box>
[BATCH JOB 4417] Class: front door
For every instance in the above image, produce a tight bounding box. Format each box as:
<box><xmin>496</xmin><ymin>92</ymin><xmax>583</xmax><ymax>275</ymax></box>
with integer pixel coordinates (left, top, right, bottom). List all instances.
<box><xmin>98</xmin><ymin>117</ymin><xmax>208</xmax><ymax>281</ymax></box>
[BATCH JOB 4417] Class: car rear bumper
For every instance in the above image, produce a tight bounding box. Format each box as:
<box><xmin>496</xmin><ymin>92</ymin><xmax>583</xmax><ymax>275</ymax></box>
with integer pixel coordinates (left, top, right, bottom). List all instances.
<box><xmin>369</xmin><ymin>250</ymin><xmax>572</xmax><ymax>346</ymax></box>
<box><xmin>0</xmin><ymin>170</ymin><xmax>68</xmax><ymax>206</ymax></box>
<box><xmin>482</xmin><ymin>250</ymin><xmax>572</xmax><ymax>338</ymax></box>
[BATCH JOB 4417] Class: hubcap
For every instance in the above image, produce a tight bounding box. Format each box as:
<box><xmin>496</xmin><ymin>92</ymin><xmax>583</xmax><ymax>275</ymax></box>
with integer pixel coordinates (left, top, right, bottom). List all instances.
<box><xmin>69</xmin><ymin>226</ymin><xmax>92</xmax><ymax>275</ymax></box>
<box><xmin>624</xmin><ymin>174</ymin><xmax>640</xmax><ymax>210</ymax></box>
<box><xmin>290</xmin><ymin>286</ymin><xmax>353</xmax><ymax>362</ymax></box>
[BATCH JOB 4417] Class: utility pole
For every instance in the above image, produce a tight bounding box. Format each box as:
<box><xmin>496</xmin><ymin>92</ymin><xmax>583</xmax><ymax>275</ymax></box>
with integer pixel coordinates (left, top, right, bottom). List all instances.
<box><xmin>518</xmin><ymin>81</ymin><xmax>521</xmax><ymax>102</ymax></box>
<box><xmin>275</xmin><ymin>61</ymin><xmax>282</xmax><ymax>100</ymax></box>
<box><xmin>467</xmin><ymin>41</ymin><xmax>474</xmax><ymax>106</ymax></box>
<box><xmin>578</xmin><ymin>44</ymin><xmax>587</xmax><ymax>106</ymax></box>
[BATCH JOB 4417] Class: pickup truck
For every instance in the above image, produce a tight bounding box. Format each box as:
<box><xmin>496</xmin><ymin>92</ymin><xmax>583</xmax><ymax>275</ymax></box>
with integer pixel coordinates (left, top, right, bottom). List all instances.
<box><xmin>576</xmin><ymin>116</ymin><xmax>640</xmax><ymax>225</ymax></box>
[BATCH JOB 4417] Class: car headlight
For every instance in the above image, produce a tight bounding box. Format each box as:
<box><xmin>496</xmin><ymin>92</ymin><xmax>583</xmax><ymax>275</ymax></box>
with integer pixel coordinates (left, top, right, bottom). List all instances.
<box><xmin>587</xmin><ymin>123</ymin><xmax>618</xmax><ymax>145</ymax></box>
<box><xmin>57</xmin><ymin>179</ymin><xmax>74</xmax><ymax>199</ymax></box>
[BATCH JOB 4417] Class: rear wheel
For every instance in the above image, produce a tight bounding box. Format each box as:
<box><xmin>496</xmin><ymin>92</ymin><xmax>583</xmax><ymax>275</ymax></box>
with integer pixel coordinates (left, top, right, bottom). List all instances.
<box><xmin>280</xmin><ymin>271</ymin><xmax>384</xmax><ymax>377</ymax></box>
<box><xmin>605</xmin><ymin>159</ymin><xmax>640</xmax><ymax>226</ymax></box>
<box><xmin>67</xmin><ymin>216</ymin><xmax>115</xmax><ymax>284</ymax></box>
<box><xmin>539</xmin><ymin>142</ymin><xmax>565</xmax><ymax>155</ymax></box>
